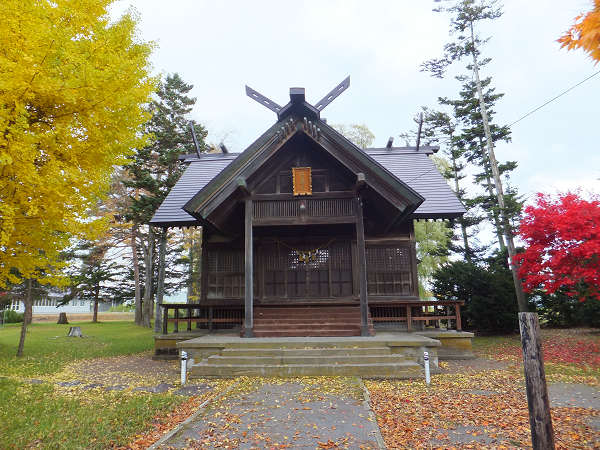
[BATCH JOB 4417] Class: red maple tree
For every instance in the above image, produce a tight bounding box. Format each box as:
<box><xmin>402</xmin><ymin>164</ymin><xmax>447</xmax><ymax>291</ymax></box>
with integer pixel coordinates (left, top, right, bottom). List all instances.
<box><xmin>515</xmin><ymin>192</ymin><xmax>600</xmax><ymax>301</ymax></box>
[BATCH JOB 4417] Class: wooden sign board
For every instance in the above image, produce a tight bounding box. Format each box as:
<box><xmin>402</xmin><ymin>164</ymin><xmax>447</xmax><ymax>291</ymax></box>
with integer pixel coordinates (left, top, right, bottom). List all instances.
<box><xmin>292</xmin><ymin>167</ymin><xmax>312</xmax><ymax>196</ymax></box>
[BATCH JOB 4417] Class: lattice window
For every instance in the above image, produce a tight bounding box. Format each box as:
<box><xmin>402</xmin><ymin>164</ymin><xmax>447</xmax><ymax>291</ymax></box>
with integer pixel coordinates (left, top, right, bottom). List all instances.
<box><xmin>262</xmin><ymin>244</ymin><xmax>287</xmax><ymax>298</ymax></box>
<box><xmin>366</xmin><ymin>245</ymin><xmax>414</xmax><ymax>296</ymax></box>
<box><xmin>207</xmin><ymin>249</ymin><xmax>245</xmax><ymax>299</ymax></box>
<box><xmin>330</xmin><ymin>242</ymin><xmax>353</xmax><ymax>296</ymax></box>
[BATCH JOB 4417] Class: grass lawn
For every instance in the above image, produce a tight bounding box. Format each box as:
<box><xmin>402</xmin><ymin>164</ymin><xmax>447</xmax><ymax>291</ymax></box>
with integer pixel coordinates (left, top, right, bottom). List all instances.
<box><xmin>0</xmin><ymin>321</ymin><xmax>155</xmax><ymax>377</ymax></box>
<box><xmin>474</xmin><ymin>327</ymin><xmax>600</xmax><ymax>384</ymax></box>
<box><xmin>0</xmin><ymin>321</ymin><xmax>191</xmax><ymax>449</ymax></box>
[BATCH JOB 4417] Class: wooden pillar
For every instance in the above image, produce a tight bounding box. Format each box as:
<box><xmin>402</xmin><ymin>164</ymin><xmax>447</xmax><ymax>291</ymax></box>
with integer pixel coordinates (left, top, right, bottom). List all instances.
<box><xmin>355</xmin><ymin>197</ymin><xmax>369</xmax><ymax>336</ymax></box>
<box><xmin>162</xmin><ymin>306</ymin><xmax>168</xmax><ymax>335</ymax></box>
<box><xmin>407</xmin><ymin>305</ymin><xmax>412</xmax><ymax>331</ymax></box>
<box><xmin>519</xmin><ymin>312</ymin><xmax>555</xmax><ymax>450</ymax></box>
<box><xmin>154</xmin><ymin>227</ymin><xmax>167</xmax><ymax>334</ymax></box>
<box><xmin>198</xmin><ymin>229</ymin><xmax>208</xmax><ymax>329</ymax></box>
<box><xmin>456</xmin><ymin>304</ymin><xmax>462</xmax><ymax>331</ymax></box>
<box><xmin>409</xmin><ymin>221</ymin><xmax>419</xmax><ymax>297</ymax></box>
<box><xmin>243</xmin><ymin>197</ymin><xmax>254</xmax><ymax>337</ymax></box>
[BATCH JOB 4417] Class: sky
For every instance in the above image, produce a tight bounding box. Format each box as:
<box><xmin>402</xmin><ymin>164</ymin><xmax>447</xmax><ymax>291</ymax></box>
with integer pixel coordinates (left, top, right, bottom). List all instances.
<box><xmin>111</xmin><ymin>0</ymin><xmax>600</xmax><ymax>203</ymax></box>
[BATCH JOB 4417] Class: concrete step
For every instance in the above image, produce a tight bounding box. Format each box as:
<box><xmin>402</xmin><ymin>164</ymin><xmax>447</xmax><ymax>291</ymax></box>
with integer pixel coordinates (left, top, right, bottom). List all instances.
<box><xmin>206</xmin><ymin>354</ymin><xmax>410</xmax><ymax>365</ymax></box>
<box><xmin>220</xmin><ymin>347</ymin><xmax>392</xmax><ymax>357</ymax></box>
<box><xmin>190</xmin><ymin>361</ymin><xmax>424</xmax><ymax>378</ymax></box>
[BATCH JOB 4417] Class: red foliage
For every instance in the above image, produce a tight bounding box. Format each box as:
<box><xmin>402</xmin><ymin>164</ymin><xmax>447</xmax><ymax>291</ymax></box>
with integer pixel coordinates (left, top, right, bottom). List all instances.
<box><xmin>514</xmin><ymin>192</ymin><xmax>600</xmax><ymax>301</ymax></box>
<box><xmin>493</xmin><ymin>334</ymin><xmax>600</xmax><ymax>368</ymax></box>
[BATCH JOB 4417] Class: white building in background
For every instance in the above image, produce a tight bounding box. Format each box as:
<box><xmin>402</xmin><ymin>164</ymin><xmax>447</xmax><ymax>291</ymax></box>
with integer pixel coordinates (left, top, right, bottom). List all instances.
<box><xmin>8</xmin><ymin>291</ymin><xmax>117</xmax><ymax>315</ymax></box>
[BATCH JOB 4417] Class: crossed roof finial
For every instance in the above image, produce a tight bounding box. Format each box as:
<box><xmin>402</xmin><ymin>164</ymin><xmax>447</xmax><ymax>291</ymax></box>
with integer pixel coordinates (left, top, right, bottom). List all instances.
<box><xmin>245</xmin><ymin>76</ymin><xmax>350</xmax><ymax>120</ymax></box>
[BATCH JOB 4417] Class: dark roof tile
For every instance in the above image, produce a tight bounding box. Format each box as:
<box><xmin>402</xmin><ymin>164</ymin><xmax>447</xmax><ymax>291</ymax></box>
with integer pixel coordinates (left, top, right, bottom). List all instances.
<box><xmin>150</xmin><ymin>149</ymin><xmax>465</xmax><ymax>226</ymax></box>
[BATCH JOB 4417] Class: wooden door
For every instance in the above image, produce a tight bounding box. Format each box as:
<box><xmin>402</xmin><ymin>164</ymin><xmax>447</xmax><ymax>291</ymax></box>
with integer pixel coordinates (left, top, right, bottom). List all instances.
<box><xmin>259</xmin><ymin>240</ymin><xmax>352</xmax><ymax>300</ymax></box>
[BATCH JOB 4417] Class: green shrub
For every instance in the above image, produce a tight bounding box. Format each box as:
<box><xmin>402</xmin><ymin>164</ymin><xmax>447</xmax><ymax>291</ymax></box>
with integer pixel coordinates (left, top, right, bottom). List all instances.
<box><xmin>431</xmin><ymin>251</ymin><xmax>529</xmax><ymax>333</ymax></box>
<box><xmin>2</xmin><ymin>310</ymin><xmax>24</xmax><ymax>323</ymax></box>
<box><xmin>537</xmin><ymin>290</ymin><xmax>600</xmax><ymax>328</ymax></box>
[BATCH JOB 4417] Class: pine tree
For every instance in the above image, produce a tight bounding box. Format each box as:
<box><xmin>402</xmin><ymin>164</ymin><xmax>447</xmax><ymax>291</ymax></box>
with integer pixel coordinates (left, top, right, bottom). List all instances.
<box><xmin>124</xmin><ymin>73</ymin><xmax>207</xmax><ymax>327</ymax></box>
<box><xmin>422</xmin><ymin>0</ymin><xmax>527</xmax><ymax>312</ymax></box>
<box><xmin>439</xmin><ymin>75</ymin><xmax>522</xmax><ymax>254</ymax></box>
<box><xmin>399</xmin><ymin>108</ymin><xmax>483</xmax><ymax>262</ymax></box>
<box><xmin>67</xmin><ymin>240</ymin><xmax>125</xmax><ymax>323</ymax></box>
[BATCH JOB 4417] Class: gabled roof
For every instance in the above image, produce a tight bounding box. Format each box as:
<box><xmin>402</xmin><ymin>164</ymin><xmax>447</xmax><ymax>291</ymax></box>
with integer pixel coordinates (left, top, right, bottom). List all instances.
<box><xmin>364</xmin><ymin>149</ymin><xmax>466</xmax><ymax>219</ymax></box>
<box><xmin>150</xmin><ymin>146</ymin><xmax>465</xmax><ymax>227</ymax></box>
<box><xmin>150</xmin><ymin>153</ymin><xmax>238</xmax><ymax>226</ymax></box>
<box><xmin>180</xmin><ymin>94</ymin><xmax>426</xmax><ymax>229</ymax></box>
<box><xmin>150</xmin><ymin>85</ymin><xmax>465</xmax><ymax>228</ymax></box>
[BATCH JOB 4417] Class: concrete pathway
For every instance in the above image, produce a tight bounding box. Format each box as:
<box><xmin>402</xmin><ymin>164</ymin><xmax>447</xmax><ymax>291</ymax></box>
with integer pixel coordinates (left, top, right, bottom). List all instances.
<box><xmin>158</xmin><ymin>379</ymin><xmax>383</xmax><ymax>449</ymax></box>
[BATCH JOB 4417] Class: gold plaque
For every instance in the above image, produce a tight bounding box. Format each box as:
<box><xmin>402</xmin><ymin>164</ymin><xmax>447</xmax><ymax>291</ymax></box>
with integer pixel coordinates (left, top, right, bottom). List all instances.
<box><xmin>292</xmin><ymin>167</ymin><xmax>312</xmax><ymax>196</ymax></box>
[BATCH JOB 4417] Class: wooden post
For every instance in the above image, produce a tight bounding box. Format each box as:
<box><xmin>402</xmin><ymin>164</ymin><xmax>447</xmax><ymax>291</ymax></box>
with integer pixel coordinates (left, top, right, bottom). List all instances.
<box><xmin>208</xmin><ymin>306</ymin><xmax>213</xmax><ymax>332</ymax></box>
<box><xmin>162</xmin><ymin>305</ymin><xmax>168</xmax><ymax>335</ymax></box>
<box><xmin>409</xmin><ymin>221</ymin><xmax>420</xmax><ymax>297</ymax></box>
<box><xmin>455</xmin><ymin>304</ymin><xmax>462</xmax><ymax>331</ymax></box>
<box><xmin>407</xmin><ymin>304</ymin><xmax>412</xmax><ymax>331</ymax></box>
<box><xmin>154</xmin><ymin>228</ymin><xmax>167</xmax><ymax>333</ymax></box>
<box><xmin>174</xmin><ymin>307</ymin><xmax>179</xmax><ymax>333</ymax></box>
<box><xmin>243</xmin><ymin>197</ymin><xmax>254</xmax><ymax>337</ymax></box>
<box><xmin>355</xmin><ymin>197</ymin><xmax>369</xmax><ymax>336</ymax></box>
<box><xmin>187</xmin><ymin>306</ymin><xmax>192</xmax><ymax>332</ymax></box>
<box><xmin>198</xmin><ymin>230</ymin><xmax>208</xmax><ymax>329</ymax></box>
<box><xmin>519</xmin><ymin>312</ymin><xmax>555</xmax><ymax>450</ymax></box>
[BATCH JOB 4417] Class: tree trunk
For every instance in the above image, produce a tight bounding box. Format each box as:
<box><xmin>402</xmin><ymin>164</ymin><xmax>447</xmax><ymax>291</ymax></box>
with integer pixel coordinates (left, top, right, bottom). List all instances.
<box><xmin>154</xmin><ymin>228</ymin><xmax>167</xmax><ymax>333</ymax></box>
<box><xmin>451</xmin><ymin>153</ymin><xmax>472</xmax><ymax>261</ymax></box>
<box><xmin>142</xmin><ymin>226</ymin><xmax>154</xmax><ymax>328</ymax></box>
<box><xmin>16</xmin><ymin>279</ymin><xmax>33</xmax><ymax>357</ymax></box>
<box><xmin>479</xmin><ymin>146</ymin><xmax>507</xmax><ymax>252</ymax></box>
<box><xmin>131</xmin><ymin>223</ymin><xmax>142</xmax><ymax>325</ymax></box>
<box><xmin>68</xmin><ymin>326</ymin><xmax>83</xmax><ymax>337</ymax></box>
<box><xmin>469</xmin><ymin>22</ymin><xmax>527</xmax><ymax>313</ymax></box>
<box><xmin>57</xmin><ymin>312</ymin><xmax>69</xmax><ymax>324</ymax></box>
<box><xmin>92</xmin><ymin>286</ymin><xmax>99</xmax><ymax>323</ymax></box>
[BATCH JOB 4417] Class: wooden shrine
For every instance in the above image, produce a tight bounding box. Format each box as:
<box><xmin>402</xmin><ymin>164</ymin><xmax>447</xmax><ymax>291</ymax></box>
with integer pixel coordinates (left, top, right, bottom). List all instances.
<box><xmin>150</xmin><ymin>78</ymin><xmax>466</xmax><ymax>341</ymax></box>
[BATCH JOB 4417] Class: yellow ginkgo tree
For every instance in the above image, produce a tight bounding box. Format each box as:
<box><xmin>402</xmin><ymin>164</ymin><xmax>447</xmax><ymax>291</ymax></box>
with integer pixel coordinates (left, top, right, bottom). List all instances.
<box><xmin>0</xmin><ymin>0</ymin><xmax>154</xmax><ymax>353</ymax></box>
<box><xmin>559</xmin><ymin>0</ymin><xmax>600</xmax><ymax>63</ymax></box>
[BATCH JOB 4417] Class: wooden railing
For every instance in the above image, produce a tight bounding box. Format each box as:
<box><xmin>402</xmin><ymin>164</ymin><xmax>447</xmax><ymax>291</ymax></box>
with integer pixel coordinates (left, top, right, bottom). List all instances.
<box><xmin>160</xmin><ymin>303</ymin><xmax>243</xmax><ymax>334</ymax></box>
<box><xmin>253</xmin><ymin>198</ymin><xmax>355</xmax><ymax>221</ymax></box>
<box><xmin>159</xmin><ymin>300</ymin><xmax>463</xmax><ymax>335</ymax></box>
<box><xmin>369</xmin><ymin>300</ymin><xmax>463</xmax><ymax>331</ymax></box>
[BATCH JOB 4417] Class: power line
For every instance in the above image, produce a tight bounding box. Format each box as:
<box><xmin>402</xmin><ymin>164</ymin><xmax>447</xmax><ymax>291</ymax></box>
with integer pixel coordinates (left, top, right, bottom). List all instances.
<box><xmin>509</xmin><ymin>70</ymin><xmax>600</xmax><ymax>127</ymax></box>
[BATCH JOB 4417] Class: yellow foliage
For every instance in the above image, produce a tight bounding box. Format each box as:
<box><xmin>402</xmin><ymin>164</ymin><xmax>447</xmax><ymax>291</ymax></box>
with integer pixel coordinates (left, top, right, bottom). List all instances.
<box><xmin>0</xmin><ymin>0</ymin><xmax>155</xmax><ymax>286</ymax></box>
<box><xmin>559</xmin><ymin>0</ymin><xmax>600</xmax><ymax>63</ymax></box>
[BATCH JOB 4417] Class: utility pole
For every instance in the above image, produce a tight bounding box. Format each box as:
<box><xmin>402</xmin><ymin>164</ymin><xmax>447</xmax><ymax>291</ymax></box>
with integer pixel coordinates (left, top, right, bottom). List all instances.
<box><xmin>468</xmin><ymin>21</ymin><xmax>528</xmax><ymax>313</ymax></box>
<box><xmin>469</xmin><ymin>17</ymin><xmax>553</xmax><ymax>450</ymax></box>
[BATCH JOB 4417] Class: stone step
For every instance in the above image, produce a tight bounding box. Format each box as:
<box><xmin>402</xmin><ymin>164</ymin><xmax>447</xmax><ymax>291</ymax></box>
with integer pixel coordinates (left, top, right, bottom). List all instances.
<box><xmin>206</xmin><ymin>354</ymin><xmax>410</xmax><ymax>365</ymax></box>
<box><xmin>190</xmin><ymin>361</ymin><xmax>424</xmax><ymax>378</ymax></box>
<box><xmin>220</xmin><ymin>347</ymin><xmax>392</xmax><ymax>357</ymax></box>
<box><xmin>182</xmin><ymin>337</ymin><xmax>416</xmax><ymax>349</ymax></box>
